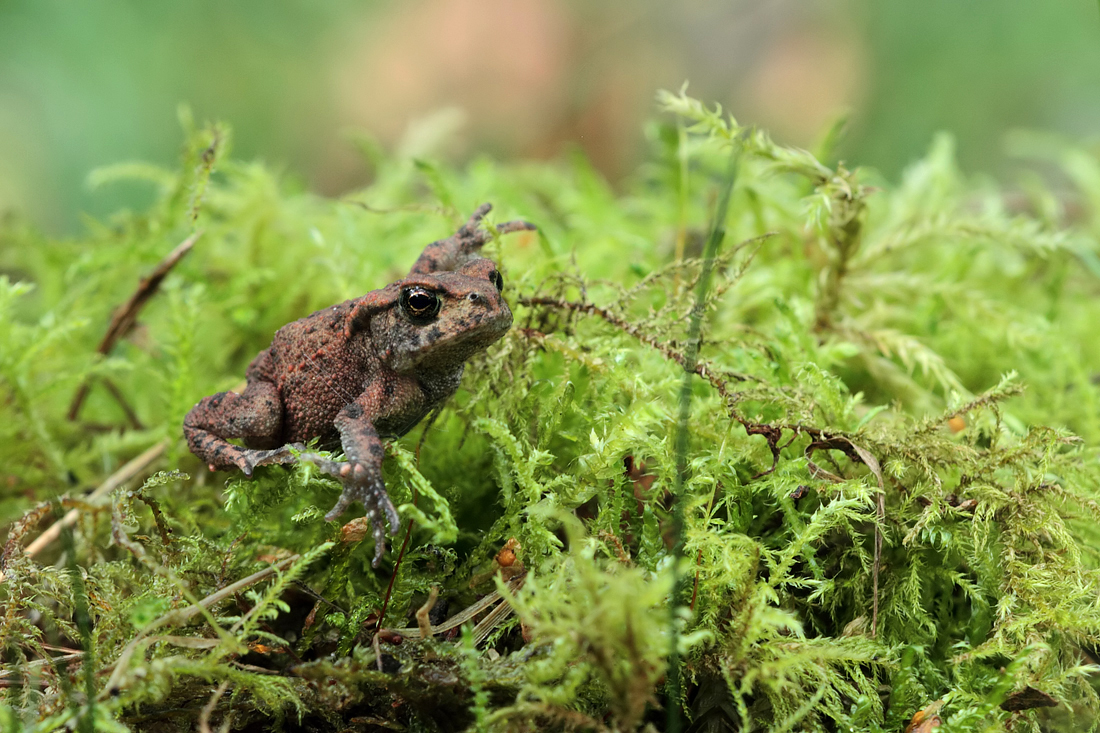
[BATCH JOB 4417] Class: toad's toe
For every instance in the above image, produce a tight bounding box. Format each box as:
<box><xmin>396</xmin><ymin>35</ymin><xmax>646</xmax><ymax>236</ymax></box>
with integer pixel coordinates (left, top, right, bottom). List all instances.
<box><xmin>322</xmin><ymin>466</ymin><xmax>400</xmax><ymax>567</ymax></box>
<box><xmin>240</xmin><ymin>443</ymin><xmax>302</xmax><ymax>475</ymax></box>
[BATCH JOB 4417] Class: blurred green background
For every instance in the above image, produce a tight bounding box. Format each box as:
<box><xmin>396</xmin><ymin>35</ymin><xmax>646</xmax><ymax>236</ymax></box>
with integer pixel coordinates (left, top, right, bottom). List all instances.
<box><xmin>1</xmin><ymin>0</ymin><xmax>1098</xmax><ymax>233</ymax></box>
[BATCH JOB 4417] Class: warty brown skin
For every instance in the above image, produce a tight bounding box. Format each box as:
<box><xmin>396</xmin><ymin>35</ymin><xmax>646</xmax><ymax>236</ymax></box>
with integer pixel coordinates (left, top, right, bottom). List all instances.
<box><xmin>184</xmin><ymin>204</ymin><xmax>536</xmax><ymax>566</ymax></box>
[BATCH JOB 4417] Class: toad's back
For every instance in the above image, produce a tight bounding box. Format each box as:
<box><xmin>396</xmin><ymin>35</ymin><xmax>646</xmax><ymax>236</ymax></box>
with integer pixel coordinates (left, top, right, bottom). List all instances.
<box><xmin>251</xmin><ymin>300</ymin><xmax>374</xmax><ymax>445</ymax></box>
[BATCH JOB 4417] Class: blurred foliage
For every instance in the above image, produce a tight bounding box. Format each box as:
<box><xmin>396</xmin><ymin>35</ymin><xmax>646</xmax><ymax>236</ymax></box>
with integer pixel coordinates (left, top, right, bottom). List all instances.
<box><xmin>855</xmin><ymin>0</ymin><xmax>1100</xmax><ymax>177</ymax></box>
<box><xmin>4</xmin><ymin>90</ymin><xmax>1100</xmax><ymax>731</ymax></box>
<box><xmin>3</xmin><ymin>1</ymin><xmax>1100</xmax><ymax>233</ymax></box>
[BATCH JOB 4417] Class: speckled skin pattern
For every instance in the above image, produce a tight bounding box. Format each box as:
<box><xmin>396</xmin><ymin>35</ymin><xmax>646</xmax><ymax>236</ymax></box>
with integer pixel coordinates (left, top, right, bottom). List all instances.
<box><xmin>184</xmin><ymin>204</ymin><xmax>536</xmax><ymax>566</ymax></box>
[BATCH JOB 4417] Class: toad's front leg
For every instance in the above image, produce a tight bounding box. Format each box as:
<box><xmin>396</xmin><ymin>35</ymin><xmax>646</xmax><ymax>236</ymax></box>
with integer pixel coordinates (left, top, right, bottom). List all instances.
<box><xmin>301</xmin><ymin>401</ymin><xmax>402</xmax><ymax>567</ymax></box>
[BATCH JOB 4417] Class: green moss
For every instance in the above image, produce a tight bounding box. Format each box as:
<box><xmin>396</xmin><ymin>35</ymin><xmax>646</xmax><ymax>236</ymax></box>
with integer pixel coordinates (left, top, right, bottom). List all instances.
<box><xmin>4</xmin><ymin>91</ymin><xmax>1100</xmax><ymax>731</ymax></box>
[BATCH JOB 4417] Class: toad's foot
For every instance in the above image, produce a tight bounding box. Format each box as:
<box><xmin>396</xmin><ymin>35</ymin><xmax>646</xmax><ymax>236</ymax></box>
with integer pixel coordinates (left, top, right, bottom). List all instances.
<box><xmin>301</xmin><ymin>452</ymin><xmax>400</xmax><ymax>568</ymax></box>
<box><xmin>238</xmin><ymin>442</ymin><xmax>307</xmax><ymax>476</ymax></box>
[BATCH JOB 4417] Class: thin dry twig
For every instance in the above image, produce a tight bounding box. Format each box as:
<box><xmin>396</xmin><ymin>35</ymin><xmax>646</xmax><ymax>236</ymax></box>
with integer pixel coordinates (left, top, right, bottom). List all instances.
<box><xmin>68</xmin><ymin>230</ymin><xmax>202</xmax><ymax>422</ymax></box>
<box><xmin>198</xmin><ymin>679</ymin><xmax>230</xmax><ymax>733</ymax></box>
<box><xmin>804</xmin><ymin>436</ymin><xmax>887</xmax><ymax>636</ymax></box>
<box><xmin>520</xmin><ymin>295</ymin><xmax>810</xmax><ymax>474</ymax></box>
<box><xmin>160</xmin><ymin>556</ymin><xmax>302</xmax><ymax>632</ymax></box>
<box><xmin>101</xmin><ymin>378</ymin><xmax>146</xmax><ymax>430</ymax></box>
<box><xmin>519</xmin><ymin>296</ymin><xmax>755</xmax><ymax>388</ymax></box>
<box><xmin>416</xmin><ymin>586</ymin><xmax>440</xmax><ymax>640</ymax></box>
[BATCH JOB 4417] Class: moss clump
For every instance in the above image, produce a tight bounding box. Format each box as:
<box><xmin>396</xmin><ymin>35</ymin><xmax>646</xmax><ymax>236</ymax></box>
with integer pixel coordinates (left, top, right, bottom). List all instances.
<box><xmin>4</xmin><ymin>92</ymin><xmax>1100</xmax><ymax>731</ymax></box>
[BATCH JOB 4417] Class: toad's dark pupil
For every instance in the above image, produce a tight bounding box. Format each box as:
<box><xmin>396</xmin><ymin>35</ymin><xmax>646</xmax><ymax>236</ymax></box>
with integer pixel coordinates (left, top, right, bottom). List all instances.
<box><xmin>401</xmin><ymin>288</ymin><xmax>441</xmax><ymax>321</ymax></box>
<box><xmin>489</xmin><ymin>270</ymin><xmax>503</xmax><ymax>291</ymax></box>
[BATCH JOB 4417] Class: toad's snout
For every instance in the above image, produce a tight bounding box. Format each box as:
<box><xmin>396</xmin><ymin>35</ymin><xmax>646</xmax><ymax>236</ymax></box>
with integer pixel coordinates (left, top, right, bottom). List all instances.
<box><xmin>465</xmin><ymin>289</ymin><xmax>511</xmax><ymax>324</ymax></box>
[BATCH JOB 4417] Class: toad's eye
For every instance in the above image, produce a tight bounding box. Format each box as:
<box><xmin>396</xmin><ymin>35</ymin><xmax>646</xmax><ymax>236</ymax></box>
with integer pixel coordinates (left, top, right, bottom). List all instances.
<box><xmin>400</xmin><ymin>287</ymin><xmax>441</xmax><ymax>322</ymax></box>
<box><xmin>488</xmin><ymin>270</ymin><xmax>503</xmax><ymax>292</ymax></box>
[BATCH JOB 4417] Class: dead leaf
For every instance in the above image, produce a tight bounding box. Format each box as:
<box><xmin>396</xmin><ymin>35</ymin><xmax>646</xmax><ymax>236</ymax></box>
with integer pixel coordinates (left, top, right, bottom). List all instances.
<box><xmin>905</xmin><ymin>700</ymin><xmax>944</xmax><ymax>733</ymax></box>
<box><xmin>340</xmin><ymin>517</ymin><xmax>372</xmax><ymax>544</ymax></box>
<box><xmin>1001</xmin><ymin>686</ymin><xmax>1057</xmax><ymax>711</ymax></box>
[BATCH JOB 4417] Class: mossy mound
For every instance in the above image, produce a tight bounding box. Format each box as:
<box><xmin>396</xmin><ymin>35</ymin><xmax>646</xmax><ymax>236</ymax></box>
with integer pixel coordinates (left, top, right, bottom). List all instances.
<box><xmin>3</xmin><ymin>93</ymin><xmax>1100</xmax><ymax>731</ymax></box>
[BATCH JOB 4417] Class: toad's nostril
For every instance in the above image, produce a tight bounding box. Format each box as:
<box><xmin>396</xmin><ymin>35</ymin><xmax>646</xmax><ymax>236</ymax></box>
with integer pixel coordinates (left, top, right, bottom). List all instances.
<box><xmin>468</xmin><ymin>292</ymin><xmax>481</xmax><ymax>302</ymax></box>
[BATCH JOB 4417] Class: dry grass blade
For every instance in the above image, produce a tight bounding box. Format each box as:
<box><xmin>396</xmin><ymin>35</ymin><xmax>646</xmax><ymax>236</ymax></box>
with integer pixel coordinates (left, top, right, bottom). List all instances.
<box><xmin>470</xmin><ymin>588</ymin><xmax>520</xmax><ymax>647</ymax></box>
<box><xmin>0</xmin><ymin>438</ymin><xmax>169</xmax><ymax>583</ymax></box>
<box><xmin>0</xmin><ymin>651</ymin><xmax>85</xmax><ymax>680</ymax></box>
<box><xmin>386</xmin><ymin>574</ymin><xmax>526</xmax><ymax>640</ymax></box>
<box><xmin>4</xmin><ymin>377</ymin><xmax>247</xmax><ymax>582</ymax></box>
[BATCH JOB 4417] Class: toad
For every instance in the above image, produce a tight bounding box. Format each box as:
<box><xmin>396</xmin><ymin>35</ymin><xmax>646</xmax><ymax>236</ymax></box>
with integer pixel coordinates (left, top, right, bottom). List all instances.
<box><xmin>184</xmin><ymin>204</ymin><xmax>536</xmax><ymax>565</ymax></box>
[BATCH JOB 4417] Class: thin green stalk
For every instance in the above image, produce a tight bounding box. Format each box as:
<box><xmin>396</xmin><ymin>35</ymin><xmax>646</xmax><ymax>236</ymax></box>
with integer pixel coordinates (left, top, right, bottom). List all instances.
<box><xmin>667</xmin><ymin>144</ymin><xmax>741</xmax><ymax>732</ymax></box>
<box><xmin>59</xmin><ymin>516</ymin><xmax>95</xmax><ymax>733</ymax></box>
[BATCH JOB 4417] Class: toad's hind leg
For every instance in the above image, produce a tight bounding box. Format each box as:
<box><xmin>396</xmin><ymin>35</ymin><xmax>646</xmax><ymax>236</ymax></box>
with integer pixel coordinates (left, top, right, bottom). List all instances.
<box><xmin>184</xmin><ymin>380</ymin><xmax>299</xmax><ymax>476</ymax></box>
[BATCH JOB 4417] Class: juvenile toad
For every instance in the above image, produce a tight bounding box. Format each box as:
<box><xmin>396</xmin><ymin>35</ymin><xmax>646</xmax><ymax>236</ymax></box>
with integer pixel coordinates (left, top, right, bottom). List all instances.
<box><xmin>184</xmin><ymin>204</ymin><xmax>535</xmax><ymax>565</ymax></box>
